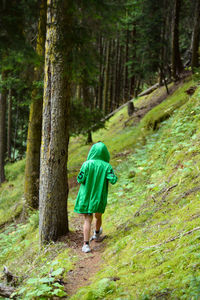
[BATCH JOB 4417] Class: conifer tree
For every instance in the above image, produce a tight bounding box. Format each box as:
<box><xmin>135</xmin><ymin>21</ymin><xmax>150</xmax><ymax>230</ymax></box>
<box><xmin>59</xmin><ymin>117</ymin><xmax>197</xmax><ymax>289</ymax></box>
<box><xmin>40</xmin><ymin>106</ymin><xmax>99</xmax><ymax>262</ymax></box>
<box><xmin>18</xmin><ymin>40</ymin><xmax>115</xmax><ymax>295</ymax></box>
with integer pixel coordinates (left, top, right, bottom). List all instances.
<box><xmin>24</xmin><ymin>0</ymin><xmax>47</xmax><ymax>210</ymax></box>
<box><xmin>39</xmin><ymin>0</ymin><xmax>73</xmax><ymax>244</ymax></box>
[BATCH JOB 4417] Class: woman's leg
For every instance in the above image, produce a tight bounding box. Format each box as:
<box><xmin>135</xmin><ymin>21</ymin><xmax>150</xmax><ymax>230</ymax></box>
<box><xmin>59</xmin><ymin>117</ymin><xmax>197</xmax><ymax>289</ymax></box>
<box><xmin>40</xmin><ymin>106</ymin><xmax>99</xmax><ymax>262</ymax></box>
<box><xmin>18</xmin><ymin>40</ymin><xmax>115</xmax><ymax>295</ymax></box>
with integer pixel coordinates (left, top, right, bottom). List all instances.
<box><xmin>94</xmin><ymin>213</ymin><xmax>102</xmax><ymax>232</ymax></box>
<box><xmin>83</xmin><ymin>214</ymin><xmax>93</xmax><ymax>244</ymax></box>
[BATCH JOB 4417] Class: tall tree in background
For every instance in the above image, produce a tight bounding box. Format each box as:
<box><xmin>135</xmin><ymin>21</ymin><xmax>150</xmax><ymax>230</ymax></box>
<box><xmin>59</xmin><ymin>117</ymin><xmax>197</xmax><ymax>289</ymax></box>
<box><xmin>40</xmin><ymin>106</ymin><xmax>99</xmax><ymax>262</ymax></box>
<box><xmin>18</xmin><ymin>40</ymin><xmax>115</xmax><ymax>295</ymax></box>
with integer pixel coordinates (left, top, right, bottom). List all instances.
<box><xmin>171</xmin><ymin>0</ymin><xmax>183</xmax><ymax>79</ymax></box>
<box><xmin>191</xmin><ymin>0</ymin><xmax>200</xmax><ymax>72</ymax></box>
<box><xmin>24</xmin><ymin>0</ymin><xmax>47</xmax><ymax>210</ymax></box>
<box><xmin>7</xmin><ymin>89</ymin><xmax>12</xmax><ymax>160</ymax></box>
<box><xmin>0</xmin><ymin>72</ymin><xmax>7</xmax><ymax>184</ymax></box>
<box><xmin>39</xmin><ymin>0</ymin><xmax>72</xmax><ymax>244</ymax></box>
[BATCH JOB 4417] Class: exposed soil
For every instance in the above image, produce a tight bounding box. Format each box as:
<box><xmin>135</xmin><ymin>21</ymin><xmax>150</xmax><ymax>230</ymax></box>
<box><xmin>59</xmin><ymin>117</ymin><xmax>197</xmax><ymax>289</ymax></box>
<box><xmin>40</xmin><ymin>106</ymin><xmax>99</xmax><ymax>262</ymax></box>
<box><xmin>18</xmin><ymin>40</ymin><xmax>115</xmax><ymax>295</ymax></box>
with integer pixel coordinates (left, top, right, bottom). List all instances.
<box><xmin>62</xmin><ymin>215</ymin><xmax>107</xmax><ymax>298</ymax></box>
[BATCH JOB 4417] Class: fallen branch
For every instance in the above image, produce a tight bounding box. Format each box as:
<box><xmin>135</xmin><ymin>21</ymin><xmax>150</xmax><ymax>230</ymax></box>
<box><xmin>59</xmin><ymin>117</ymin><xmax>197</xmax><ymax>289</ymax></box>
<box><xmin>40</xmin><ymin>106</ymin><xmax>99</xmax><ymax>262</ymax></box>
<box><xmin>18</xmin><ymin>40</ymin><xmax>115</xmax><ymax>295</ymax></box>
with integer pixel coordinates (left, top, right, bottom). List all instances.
<box><xmin>136</xmin><ymin>226</ymin><xmax>200</xmax><ymax>255</ymax></box>
<box><xmin>161</xmin><ymin>184</ymin><xmax>178</xmax><ymax>201</ymax></box>
<box><xmin>0</xmin><ymin>283</ymin><xmax>15</xmax><ymax>298</ymax></box>
<box><xmin>174</xmin><ymin>186</ymin><xmax>200</xmax><ymax>204</ymax></box>
<box><xmin>138</xmin><ymin>83</ymin><xmax>159</xmax><ymax>97</ymax></box>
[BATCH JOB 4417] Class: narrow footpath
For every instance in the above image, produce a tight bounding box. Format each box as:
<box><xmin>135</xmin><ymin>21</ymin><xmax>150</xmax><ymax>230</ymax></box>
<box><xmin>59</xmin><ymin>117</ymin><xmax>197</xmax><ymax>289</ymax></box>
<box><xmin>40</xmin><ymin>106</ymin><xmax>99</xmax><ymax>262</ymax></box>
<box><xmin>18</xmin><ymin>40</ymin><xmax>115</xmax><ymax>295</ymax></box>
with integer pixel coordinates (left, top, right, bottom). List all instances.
<box><xmin>63</xmin><ymin>215</ymin><xmax>107</xmax><ymax>297</ymax></box>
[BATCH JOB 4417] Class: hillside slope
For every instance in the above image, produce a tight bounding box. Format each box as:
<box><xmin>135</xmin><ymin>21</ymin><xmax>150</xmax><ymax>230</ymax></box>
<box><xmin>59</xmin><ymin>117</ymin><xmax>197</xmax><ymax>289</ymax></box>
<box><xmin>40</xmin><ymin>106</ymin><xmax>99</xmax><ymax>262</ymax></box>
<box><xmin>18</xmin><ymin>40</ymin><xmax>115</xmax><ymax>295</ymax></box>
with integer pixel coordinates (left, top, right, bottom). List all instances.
<box><xmin>0</xmin><ymin>76</ymin><xmax>200</xmax><ymax>299</ymax></box>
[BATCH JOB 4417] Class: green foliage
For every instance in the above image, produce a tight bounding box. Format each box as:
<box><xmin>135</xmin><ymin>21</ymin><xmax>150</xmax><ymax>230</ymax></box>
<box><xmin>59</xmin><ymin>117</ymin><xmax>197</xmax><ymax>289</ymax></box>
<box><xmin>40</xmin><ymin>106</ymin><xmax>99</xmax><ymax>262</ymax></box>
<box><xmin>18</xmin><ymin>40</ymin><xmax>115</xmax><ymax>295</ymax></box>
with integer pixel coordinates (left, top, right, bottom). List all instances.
<box><xmin>12</xmin><ymin>269</ymin><xmax>67</xmax><ymax>299</ymax></box>
<box><xmin>0</xmin><ymin>213</ymin><xmax>75</xmax><ymax>299</ymax></box>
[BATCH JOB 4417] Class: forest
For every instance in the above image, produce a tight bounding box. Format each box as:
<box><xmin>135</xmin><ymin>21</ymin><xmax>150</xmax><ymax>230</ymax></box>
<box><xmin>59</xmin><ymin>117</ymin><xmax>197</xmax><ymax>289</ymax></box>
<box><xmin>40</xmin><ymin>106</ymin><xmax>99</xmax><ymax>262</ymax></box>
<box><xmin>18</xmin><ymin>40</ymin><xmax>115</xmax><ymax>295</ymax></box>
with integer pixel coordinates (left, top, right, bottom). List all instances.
<box><xmin>0</xmin><ymin>0</ymin><xmax>200</xmax><ymax>299</ymax></box>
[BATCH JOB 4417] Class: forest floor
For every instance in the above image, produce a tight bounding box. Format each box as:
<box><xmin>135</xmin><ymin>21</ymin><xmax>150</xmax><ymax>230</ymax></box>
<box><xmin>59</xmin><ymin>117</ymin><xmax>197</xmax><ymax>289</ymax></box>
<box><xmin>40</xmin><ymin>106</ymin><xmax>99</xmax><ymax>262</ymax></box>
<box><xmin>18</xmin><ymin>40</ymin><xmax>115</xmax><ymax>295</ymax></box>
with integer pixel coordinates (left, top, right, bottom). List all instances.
<box><xmin>1</xmin><ymin>74</ymin><xmax>200</xmax><ymax>300</ymax></box>
<box><xmin>60</xmin><ymin>75</ymin><xmax>194</xmax><ymax>298</ymax></box>
<box><xmin>62</xmin><ymin>215</ymin><xmax>107</xmax><ymax>297</ymax></box>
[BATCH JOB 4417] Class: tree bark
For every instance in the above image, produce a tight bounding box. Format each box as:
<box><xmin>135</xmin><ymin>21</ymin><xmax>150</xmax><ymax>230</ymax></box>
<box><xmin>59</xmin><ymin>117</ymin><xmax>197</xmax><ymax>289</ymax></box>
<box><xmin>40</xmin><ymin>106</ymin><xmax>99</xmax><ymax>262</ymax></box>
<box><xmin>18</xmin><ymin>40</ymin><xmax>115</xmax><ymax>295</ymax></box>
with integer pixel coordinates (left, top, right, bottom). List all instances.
<box><xmin>171</xmin><ymin>0</ymin><xmax>183</xmax><ymax>80</ymax></box>
<box><xmin>39</xmin><ymin>0</ymin><xmax>72</xmax><ymax>244</ymax></box>
<box><xmin>0</xmin><ymin>73</ymin><xmax>7</xmax><ymax>184</ymax></box>
<box><xmin>24</xmin><ymin>0</ymin><xmax>47</xmax><ymax>209</ymax></box>
<box><xmin>191</xmin><ymin>0</ymin><xmax>200</xmax><ymax>72</ymax></box>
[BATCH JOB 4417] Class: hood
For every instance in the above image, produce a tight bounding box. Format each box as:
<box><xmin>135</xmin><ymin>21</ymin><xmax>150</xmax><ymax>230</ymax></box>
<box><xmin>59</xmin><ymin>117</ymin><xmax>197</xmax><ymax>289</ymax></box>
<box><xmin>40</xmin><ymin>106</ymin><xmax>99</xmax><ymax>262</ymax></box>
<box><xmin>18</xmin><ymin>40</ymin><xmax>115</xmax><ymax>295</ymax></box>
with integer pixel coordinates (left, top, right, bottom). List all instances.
<box><xmin>87</xmin><ymin>142</ymin><xmax>110</xmax><ymax>163</ymax></box>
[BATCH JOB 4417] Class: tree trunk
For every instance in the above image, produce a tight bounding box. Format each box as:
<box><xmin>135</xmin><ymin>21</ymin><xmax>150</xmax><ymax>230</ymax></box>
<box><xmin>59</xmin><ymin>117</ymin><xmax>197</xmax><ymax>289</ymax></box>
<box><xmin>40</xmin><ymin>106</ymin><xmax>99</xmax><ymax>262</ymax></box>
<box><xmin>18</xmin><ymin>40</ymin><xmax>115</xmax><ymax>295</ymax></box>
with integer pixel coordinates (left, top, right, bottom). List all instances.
<box><xmin>97</xmin><ymin>35</ymin><xmax>103</xmax><ymax>110</ymax></box>
<box><xmin>39</xmin><ymin>0</ymin><xmax>71</xmax><ymax>244</ymax></box>
<box><xmin>86</xmin><ymin>130</ymin><xmax>93</xmax><ymax>144</ymax></box>
<box><xmin>114</xmin><ymin>37</ymin><xmax>120</xmax><ymax>108</ymax></box>
<box><xmin>124</xmin><ymin>29</ymin><xmax>130</xmax><ymax>102</ymax></box>
<box><xmin>0</xmin><ymin>73</ymin><xmax>7</xmax><ymax>184</ymax></box>
<box><xmin>24</xmin><ymin>0</ymin><xmax>47</xmax><ymax>209</ymax></box>
<box><xmin>7</xmin><ymin>89</ymin><xmax>12</xmax><ymax>161</ymax></box>
<box><xmin>191</xmin><ymin>0</ymin><xmax>200</xmax><ymax>72</ymax></box>
<box><xmin>130</xmin><ymin>25</ymin><xmax>136</xmax><ymax>97</ymax></box>
<box><xmin>103</xmin><ymin>40</ymin><xmax>111</xmax><ymax>114</ymax></box>
<box><xmin>171</xmin><ymin>0</ymin><xmax>183</xmax><ymax>80</ymax></box>
<box><xmin>127</xmin><ymin>101</ymin><xmax>134</xmax><ymax>116</ymax></box>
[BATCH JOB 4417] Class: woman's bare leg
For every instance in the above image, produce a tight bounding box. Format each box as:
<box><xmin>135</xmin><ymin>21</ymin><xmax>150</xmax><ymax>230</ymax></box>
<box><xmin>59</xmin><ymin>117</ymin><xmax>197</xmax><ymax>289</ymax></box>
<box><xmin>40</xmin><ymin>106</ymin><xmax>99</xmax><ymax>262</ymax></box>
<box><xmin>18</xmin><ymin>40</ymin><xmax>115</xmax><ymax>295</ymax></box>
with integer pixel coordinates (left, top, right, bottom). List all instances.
<box><xmin>83</xmin><ymin>214</ymin><xmax>93</xmax><ymax>243</ymax></box>
<box><xmin>94</xmin><ymin>213</ymin><xmax>102</xmax><ymax>232</ymax></box>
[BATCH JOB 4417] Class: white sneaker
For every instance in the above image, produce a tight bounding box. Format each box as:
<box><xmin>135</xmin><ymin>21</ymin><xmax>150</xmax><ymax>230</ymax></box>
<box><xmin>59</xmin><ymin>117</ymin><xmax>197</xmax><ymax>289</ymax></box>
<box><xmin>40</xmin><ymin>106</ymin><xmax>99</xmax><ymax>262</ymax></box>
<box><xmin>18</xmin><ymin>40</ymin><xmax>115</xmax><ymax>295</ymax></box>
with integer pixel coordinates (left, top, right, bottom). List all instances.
<box><xmin>90</xmin><ymin>227</ymin><xmax>103</xmax><ymax>241</ymax></box>
<box><xmin>82</xmin><ymin>244</ymin><xmax>91</xmax><ymax>253</ymax></box>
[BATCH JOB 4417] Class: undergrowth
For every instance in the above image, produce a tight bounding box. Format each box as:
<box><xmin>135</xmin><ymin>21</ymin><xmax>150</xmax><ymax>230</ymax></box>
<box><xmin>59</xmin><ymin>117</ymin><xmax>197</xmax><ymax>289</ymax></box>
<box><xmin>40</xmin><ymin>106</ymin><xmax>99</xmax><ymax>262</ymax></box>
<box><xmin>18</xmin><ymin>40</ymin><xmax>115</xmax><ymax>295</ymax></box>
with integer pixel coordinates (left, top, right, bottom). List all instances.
<box><xmin>0</xmin><ymin>211</ymin><xmax>76</xmax><ymax>299</ymax></box>
<box><xmin>1</xmin><ymin>78</ymin><xmax>200</xmax><ymax>299</ymax></box>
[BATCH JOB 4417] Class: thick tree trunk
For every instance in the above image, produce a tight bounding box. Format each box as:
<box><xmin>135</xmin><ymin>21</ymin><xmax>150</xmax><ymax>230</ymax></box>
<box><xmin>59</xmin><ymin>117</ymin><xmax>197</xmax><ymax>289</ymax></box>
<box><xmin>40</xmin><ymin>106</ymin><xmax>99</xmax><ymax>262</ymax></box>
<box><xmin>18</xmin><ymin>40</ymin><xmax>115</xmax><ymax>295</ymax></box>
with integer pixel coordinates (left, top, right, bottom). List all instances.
<box><xmin>191</xmin><ymin>0</ymin><xmax>200</xmax><ymax>72</ymax></box>
<box><xmin>24</xmin><ymin>0</ymin><xmax>47</xmax><ymax>209</ymax></box>
<box><xmin>7</xmin><ymin>89</ymin><xmax>12</xmax><ymax>160</ymax></box>
<box><xmin>0</xmin><ymin>73</ymin><xmax>7</xmax><ymax>184</ymax></box>
<box><xmin>39</xmin><ymin>0</ymin><xmax>71</xmax><ymax>244</ymax></box>
<box><xmin>171</xmin><ymin>0</ymin><xmax>183</xmax><ymax>80</ymax></box>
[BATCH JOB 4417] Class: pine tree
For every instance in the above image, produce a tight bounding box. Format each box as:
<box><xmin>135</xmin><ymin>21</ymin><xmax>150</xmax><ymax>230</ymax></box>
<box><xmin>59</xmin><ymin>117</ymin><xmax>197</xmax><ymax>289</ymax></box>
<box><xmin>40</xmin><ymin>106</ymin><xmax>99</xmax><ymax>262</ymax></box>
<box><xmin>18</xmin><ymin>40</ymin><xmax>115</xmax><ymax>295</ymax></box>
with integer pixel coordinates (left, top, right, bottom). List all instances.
<box><xmin>24</xmin><ymin>0</ymin><xmax>47</xmax><ymax>210</ymax></box>
<box><xmin>39</xmin><ymin>0</ymin><xmax>73</xmax><ymax>244</ymax></box>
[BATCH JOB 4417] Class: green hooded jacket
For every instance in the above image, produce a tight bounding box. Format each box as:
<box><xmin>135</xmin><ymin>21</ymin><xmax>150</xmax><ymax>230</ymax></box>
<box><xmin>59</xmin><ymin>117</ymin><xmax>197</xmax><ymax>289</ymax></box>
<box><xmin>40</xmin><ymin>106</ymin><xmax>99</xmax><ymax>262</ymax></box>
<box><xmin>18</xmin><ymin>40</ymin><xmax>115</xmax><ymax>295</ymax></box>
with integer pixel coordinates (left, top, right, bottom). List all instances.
<box><xmin>74</xmin><ymin>142</ymin><xmax>117</xmax><ymax>214</ymax></box>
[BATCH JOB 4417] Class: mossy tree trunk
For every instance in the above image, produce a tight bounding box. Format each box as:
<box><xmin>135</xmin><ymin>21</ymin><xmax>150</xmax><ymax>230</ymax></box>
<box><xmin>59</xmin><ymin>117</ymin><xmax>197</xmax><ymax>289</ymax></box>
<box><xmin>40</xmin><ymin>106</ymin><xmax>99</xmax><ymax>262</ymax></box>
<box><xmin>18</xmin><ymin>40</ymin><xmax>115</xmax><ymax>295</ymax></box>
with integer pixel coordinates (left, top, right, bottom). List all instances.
<box><xmin>24</xmin><ymin>0</ymin><xmax>47</xmax><ymax>209</ymax></box>
<box><xmin>39</xmin><ymin>0</ymin><xmax>72</xmax><ymax>244</ymax></box>
<box><xmin>191</xmin><ymin>0</ymin><xmax>200</xmax><ymax>72</ymax></box>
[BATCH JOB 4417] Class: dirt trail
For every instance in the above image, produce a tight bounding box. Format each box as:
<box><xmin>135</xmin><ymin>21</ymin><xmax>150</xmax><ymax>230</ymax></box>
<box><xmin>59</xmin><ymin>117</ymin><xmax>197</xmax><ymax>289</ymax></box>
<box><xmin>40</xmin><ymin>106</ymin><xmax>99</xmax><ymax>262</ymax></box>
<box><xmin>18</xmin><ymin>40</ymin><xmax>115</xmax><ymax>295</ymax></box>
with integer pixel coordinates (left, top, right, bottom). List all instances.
<box><xmin>63</xmin><ymin>216</ymin><xmax>107</xmax><ymax>297</ymax></box>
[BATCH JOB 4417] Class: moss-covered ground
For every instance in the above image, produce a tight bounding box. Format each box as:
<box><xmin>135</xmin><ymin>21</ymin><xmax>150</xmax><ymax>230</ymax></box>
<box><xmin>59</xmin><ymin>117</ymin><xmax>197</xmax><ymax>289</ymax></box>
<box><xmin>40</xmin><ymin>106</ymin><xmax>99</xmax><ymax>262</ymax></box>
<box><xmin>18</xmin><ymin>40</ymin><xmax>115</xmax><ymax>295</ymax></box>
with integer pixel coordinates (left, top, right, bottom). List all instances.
<box><xmin>1</xmin><ymin>76</ymin><xmax>200</xmax><ymax>299</ymax></box>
